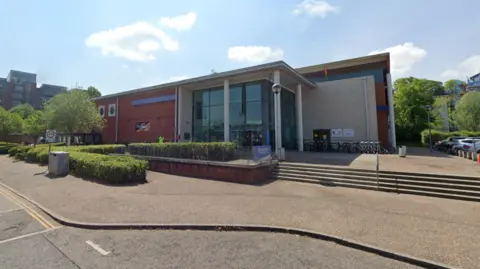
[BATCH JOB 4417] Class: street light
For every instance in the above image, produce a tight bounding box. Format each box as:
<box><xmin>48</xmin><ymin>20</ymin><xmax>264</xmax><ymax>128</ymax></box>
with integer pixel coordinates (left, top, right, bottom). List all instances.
<box><xmin>272</xmin><ymin>84</ymin><xmax>281</xmax><ymax>95</ymax></box>
<box><xmin>272</xmin><ymin>84</ymin><xmax>282</xmax><ymax>157</ymax></box>
<box><xmin>425</xmin><ymin>105</ymin><xmax>432</xmax><ymax>152</ymax></box>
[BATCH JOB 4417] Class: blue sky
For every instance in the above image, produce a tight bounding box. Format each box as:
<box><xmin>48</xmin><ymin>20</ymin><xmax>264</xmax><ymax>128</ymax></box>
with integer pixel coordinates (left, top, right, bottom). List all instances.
<box><xmin>1</xmin><ymin>0</ymin><xmax>479</xmax><ymax>95</ymax></box>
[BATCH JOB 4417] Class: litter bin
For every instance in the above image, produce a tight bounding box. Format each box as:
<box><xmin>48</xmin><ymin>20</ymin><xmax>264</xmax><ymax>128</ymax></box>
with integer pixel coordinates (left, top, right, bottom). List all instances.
<box><xmin>48</xmin><ymin>151</ymin><xmax>70</xmax><ymax>176</ymax></box>
<box><xmin>398</xmin><ymin>146</ymin><xmax>407</xmax><ymax>157</ymax></box>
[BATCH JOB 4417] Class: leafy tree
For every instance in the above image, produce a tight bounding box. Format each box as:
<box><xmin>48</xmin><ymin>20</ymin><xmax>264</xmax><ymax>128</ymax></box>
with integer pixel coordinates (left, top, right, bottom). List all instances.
<box><xmin>393</xmin><ymin>77</ymin><xmax>441</xmax><ymax>141</ymax></box>
<box><xmin>0</xmin><ymin>107</ymin><xmax>23</xmax><ymax>138</ymax></box>
<box><xmin>452</xmin><ymin>91</ymin><xmax>480</xmax><ymax>131</ymax></box>
<box><xmin>69</xmin><ymin>85</ymin><xmax>102</xmax><ymax>99</ymax></box>
<box><xmin>86</xmin><ymin>86</ymin><xmax>101</xmax><ymax>98</ymax></box>
<box><xmin>10</xmin><ymin>104</ymin><xmax>36</xmax><ymax>119</ymax></box>
<box><xmin>23</xmin><ymin>110</ymin><xmax>47</xmax><ymax>147</ymax></box>
<box><xmin>43</xmin><ymin>90</ymin><xmax>105</xmax><ymax>145</ymax></box>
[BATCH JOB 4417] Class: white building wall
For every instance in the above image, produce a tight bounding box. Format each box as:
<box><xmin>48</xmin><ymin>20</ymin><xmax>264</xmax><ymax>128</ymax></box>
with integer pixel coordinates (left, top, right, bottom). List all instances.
<box><xmin>178</xmin><ymin>88</ymin><xmax>193</xmax><ymax>141</ymax></box>
<box><xmin>302</xmin><ymin>76</ymin><xmax>378</xmax><ymax>141</ymax></box>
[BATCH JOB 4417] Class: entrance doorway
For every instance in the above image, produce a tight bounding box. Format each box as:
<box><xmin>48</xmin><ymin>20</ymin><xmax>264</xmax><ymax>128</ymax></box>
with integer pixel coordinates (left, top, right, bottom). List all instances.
<box><xmin>231</xmin><ymin>127</ymin><xmax>263</xmax><ymax>147</ymax></box>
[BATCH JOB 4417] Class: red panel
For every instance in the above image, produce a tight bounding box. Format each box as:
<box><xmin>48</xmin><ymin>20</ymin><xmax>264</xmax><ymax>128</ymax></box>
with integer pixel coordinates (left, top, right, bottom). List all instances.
<box><xmin>377</xmin><ymin>111</ymin><xmax>389</xmax><ymax>147</ymax></box>
<box><xmin>94</xmin><ymin>89</ymin><xmax>176</xmax><ymax>144</ymax></box>
<box><xmin>94</xmin><ymin>97</ymin><xmax>117</xmax><ymax>144</ymax></box>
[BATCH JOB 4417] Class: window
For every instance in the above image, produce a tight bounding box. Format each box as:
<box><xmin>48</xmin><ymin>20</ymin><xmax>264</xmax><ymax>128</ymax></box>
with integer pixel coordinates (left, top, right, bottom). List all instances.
<box><xmin>245</xmin><ymin>83</ymin><xmax>261</xmax><ymax>102</ymax></box>
<box><xmin>230</xmin><ymin>86</ymin><xmax>242</xmax><ymax>103</ymax></box>
<box><xmin>246</xmin><ymin>102</ymin><xmax>262</xmax><ymax>125</ymax></box>
<box><xmin>209</xmin><ymin>88</ymin><xmax>224</xmax><ymax>106</ymax></box>
<box><xmin>209</xmin><ymin>105</ymin><xmax>224</xmax><ymax>127</ymax></box>
<box><xmin>230</xmin><ymin>102</ymin><xmax>244</xmax><ymax>127</ymax></box>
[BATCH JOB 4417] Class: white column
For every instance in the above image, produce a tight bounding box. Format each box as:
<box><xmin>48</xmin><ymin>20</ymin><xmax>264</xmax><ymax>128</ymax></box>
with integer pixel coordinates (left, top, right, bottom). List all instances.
<box><xmin>386</xmin><ymin>73</ymin><xmax>396</xmax><ymax>149</ymax></box>
<box><xmin>223</xmin><ymin>79</ymin><xmax>230</xmax><ymax>142</ymax></box>
<box><xmin>174</xmin><ymin>87</ymin><xmax>178</xmax><ymax>141</ymax></box>
<box><xmin>273</xmin><ymin>70</ymin><xmax>282</xmax><ymax>154</ymax></box>
<box><xmin>177</xmin><ymin>87</ymin><xmax>183</xmax><ymax>141</ymax></box>
<box><xmin>296</xmin><ymin>84</ymin><xmax>303</xmax><ymax>151</ymax></box>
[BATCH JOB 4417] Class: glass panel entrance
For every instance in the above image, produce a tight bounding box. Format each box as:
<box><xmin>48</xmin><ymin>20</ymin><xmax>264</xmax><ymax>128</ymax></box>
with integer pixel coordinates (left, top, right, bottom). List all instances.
<box><xmin>230</xmin><ymin>127</ymin><xmax>263</xmax><ymax>147</ymax></box>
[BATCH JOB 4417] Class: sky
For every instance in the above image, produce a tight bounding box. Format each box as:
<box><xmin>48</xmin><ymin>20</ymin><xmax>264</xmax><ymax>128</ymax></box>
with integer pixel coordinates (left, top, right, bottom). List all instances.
<box><xmin>1</xmin><ymin>0</ymin><xmax>479</xmax><ymax>95</ymax></box>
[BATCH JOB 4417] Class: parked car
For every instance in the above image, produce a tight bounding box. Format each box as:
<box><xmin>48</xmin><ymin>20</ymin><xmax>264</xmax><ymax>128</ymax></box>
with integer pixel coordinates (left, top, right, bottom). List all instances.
<box><xmin>451</xmin><ymin>138</ymin><xmax>480</xmax><ymax>154</ymax></box>
<box><xmin>434</xmin><ymin>136</ymin><xmax>466</xmax><ymax>153</ymax></box>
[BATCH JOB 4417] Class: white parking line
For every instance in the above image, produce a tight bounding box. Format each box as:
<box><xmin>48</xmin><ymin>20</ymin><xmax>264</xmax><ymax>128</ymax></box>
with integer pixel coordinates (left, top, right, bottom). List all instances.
<box><xmin>0</xmin><ymin>208</ymin><xmax>23</xmax><ymax>215</ymax></box>
<box><xmin>86</xmin><ymin>240</ymin><xmax>111</xmax><ymax>256</ymax></box>
<box><xmin>0</xmin><ymin>226</ymin><xmax>62</xmax><ymax>244</ymax></box>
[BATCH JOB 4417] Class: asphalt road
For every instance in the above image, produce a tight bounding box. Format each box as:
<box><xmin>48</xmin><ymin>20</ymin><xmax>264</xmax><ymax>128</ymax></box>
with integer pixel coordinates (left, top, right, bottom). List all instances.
<box><xmin>0</xmin><ymin>186</ymin><xmax>421</xmax><ymax>269</ymax></box>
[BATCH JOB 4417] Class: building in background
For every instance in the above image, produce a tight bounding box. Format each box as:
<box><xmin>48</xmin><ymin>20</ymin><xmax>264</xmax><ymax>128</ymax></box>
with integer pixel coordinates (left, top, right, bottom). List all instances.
<box><xmin>94</xmin><ymin>53</ymin><xmax>396</xmax><ymax>150</ymax></box>
<box><xmin>467</xmin><ymin>72</ymin><xmax>480</xmax><ymax>91</ymax></box>
<box><xmin>0</xmin><ymin>70</ymin><xmax>66</xmax><ymax>109</ymax></box>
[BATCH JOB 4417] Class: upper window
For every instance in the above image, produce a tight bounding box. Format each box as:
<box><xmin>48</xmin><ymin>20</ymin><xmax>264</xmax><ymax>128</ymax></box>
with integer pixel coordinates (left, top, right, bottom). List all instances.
<box><xmin>245</xmin><ymin>83</ymin><xmax>262</xmax><ymax>102</ymax></box>
<box><xmin>230</xmin><ymin>85</ymin><xmax>243</xmax><ymax>103</ymax></box>
<box><xmin>209</xmin><ymin>88</ymin><xmax>224</xmax><ymax>106</ymax></box>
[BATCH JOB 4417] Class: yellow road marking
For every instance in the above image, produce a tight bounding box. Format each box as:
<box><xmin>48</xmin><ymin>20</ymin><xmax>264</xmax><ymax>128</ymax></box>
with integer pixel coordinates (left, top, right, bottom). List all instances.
<box><xmin>0</xmin><ymin>187</ymin><xmax>56</xmax><ymax>229</ymax></box>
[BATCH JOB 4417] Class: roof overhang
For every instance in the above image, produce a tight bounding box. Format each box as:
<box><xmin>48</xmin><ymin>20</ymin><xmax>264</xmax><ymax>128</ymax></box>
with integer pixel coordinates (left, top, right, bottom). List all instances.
<box><xmin>295</xmin><ymin>52</ymin><xmax>390</xmax><ymax>75</ymax></box>
<box><xmin>93</xmin><ymin>61</ymin><xmax>316</xmax><ymax>101</ymax></box>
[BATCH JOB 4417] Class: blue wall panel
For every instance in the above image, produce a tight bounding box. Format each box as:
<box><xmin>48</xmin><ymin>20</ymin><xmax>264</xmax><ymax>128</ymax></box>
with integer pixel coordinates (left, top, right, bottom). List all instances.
<box><xmin>132</xmin><ymin>94</ymin><xmax>176</xmax><ymax>106</ymax></box>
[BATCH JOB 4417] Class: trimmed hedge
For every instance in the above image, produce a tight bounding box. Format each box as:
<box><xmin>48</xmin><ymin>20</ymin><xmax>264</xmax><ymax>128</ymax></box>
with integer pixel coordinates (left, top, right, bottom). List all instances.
<box><xmin>420</xmin><ymin>130</ymin><xmax>480</xmax><ymax>146</ymax></box>
<box><xmin>128</xmin><ymin>142</ymin><xmax>237</xmax><ymax>161</ymax></box>
<box><xmin>0</xmin><ymin>142</ymin><xmax>17</xmax><ymax>155</ymax></box>
<box><xmin>7</xmin><ymin>144</ymin><xmax>146</xmax><ymax>184</ymax></box>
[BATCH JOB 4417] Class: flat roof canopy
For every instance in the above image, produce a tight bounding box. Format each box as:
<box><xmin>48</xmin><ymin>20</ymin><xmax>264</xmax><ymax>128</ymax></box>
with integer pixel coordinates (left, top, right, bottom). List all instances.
<box><xmin>94</xmin><ymin>61</ymin><xmax>316</xmax><ymax>100</ymax></box>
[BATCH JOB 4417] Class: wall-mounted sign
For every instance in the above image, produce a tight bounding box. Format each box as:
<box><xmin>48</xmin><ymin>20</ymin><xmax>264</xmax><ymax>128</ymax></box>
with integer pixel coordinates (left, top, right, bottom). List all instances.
<box><xmin>132</xmin><ymin>94</ymin><xmax>176</xmax><ymax>106</ymax></box>
<box><xmin>135</xmin><ymin>122</ymin><xmax>150</xmax><ymax>132</ymax></box>
<box><xmin>252</xmin><ymin>145</ymin><xmax>271</xmax><ymax>161</ymax></box>
<box><xmin>343</xmin><ymin>128</ymin><xmax>354</xmax><ymax>137</ymax></box>
<box><xmin>331</xmin><ymin>129</ymin><xmax>343</xmax><ymax>137</ymax></box>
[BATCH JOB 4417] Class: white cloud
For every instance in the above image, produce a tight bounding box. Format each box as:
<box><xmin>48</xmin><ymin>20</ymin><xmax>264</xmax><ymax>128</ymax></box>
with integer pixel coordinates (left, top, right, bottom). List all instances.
<box><xmin>292</xmin><ymin>0</ymin><xmax>339</xmax><ymax>17</ymax></box>
<box><xmin>368</xmin><ymin>42</ymin><xmax>427</xmax><ymax>75</ymax></box>
<box><xmin>159</xmin><ymin>12</ymin><xmax>197</xmax><ymax>32</ymax></box>
<box><xmin>85</xmin><ymin>21</ymin><xmax>179</xmax><ymax>62</ymax></box>
<box><xmin>441</xmin><ymin>55</ymin><xmax>480</xmax><ymax>79</ymax></box>
<box><xmin>228</xmin><ymin>46</ymin><xmax>284</xmax><ymax>64</ymax></box>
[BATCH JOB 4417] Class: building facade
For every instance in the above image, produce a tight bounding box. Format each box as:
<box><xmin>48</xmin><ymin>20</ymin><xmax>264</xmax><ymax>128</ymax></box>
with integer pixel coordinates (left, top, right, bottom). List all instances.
<box><xmin>0</xmin><ymin>70</ymin><xmax>66</xmax><ymax>109</ymax></box>
<box><xmin>467</xmin><ymin>72</ymin><xmax>480</xmax><ymax>91</ymax></box>
<box><xmin>93</xmin><ymin>53</ymin><xmax>396</xmax><ymax>150</ymax></box>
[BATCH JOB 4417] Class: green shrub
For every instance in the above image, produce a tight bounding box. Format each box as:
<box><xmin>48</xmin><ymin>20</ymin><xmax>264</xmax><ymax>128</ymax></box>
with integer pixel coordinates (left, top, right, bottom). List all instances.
<box><xmin>128</xmin><ymin>142</ymin><xmax>237</xmax><ymax>161</ymax></box>
<box><xmin>6</xmin><ymin>143</ymin><xmax>146</xmax><ymax>184</ymax></box>
<box><xmin>420</xmin><ymin>130</ymin><xmax>480</xmax><ymax>146</ymax></box>
<box><xmin>75</xmin><ymin>144</ymin><xmax>126</xmax><ymax>155</ymax></box>
<box><xmin>69</xmin><ymin>152</ymin><xmax>147</xmax><ymax>184</ymax></box>
<box><xmin>0</xmin><ymin>143</ymin><xmax>17</xmax><ymax>155</ymax></box>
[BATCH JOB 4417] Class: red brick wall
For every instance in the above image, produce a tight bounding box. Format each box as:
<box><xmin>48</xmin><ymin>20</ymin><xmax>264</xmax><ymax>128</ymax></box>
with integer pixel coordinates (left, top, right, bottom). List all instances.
<box><xmin>95</xmin><ymin>88</ymin><xmax>176</xmax><ymax>144</ymax></box>
<box><xmin>375</xmin><ymin>82</ymin><xmax>389</xmax><ymax>146</ymax></box>
<box><xmin>95</xmin><ymin>97</ymin><xmax>117</xmax><ymax>144</ymax></box>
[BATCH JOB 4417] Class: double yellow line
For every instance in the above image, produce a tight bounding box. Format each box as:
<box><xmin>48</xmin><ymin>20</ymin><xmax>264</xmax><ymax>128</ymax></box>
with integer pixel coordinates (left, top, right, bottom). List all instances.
<box><xmin>0</xmin><ymin>187</ymin><xmax>56</xmax><ymax>229</ymax></box>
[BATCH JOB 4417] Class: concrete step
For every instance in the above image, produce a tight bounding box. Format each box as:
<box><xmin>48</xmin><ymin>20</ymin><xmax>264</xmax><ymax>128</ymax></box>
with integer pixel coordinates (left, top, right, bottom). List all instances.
<box><xmin>274</xmin><ymin>168</ymin><xmax>480</xmax><ymax>190</ymax></box>
<box><xmin>274</xmin><ymin>175</ymin><xmax>480</xmax><ymax>202</ymax></box>
<box><xmin>274</xmin><ymin>171</ymin><xmax>480</xmax><ymax>196</ymax></box>
<box><xmin>279</xmin><ymin>162</ymin><xmax>480</xmax><ymax>181</ymax></box>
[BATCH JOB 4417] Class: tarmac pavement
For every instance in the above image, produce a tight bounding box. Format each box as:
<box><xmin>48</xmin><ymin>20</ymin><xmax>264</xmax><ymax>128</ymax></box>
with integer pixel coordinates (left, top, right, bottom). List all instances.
<box><xmin>0</xmin><ymin>156</ymin><xmax>478</xmax><ymax>268</ymax></box>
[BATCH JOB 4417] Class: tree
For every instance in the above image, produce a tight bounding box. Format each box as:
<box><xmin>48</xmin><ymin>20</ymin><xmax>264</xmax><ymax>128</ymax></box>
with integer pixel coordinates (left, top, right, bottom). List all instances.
<box><xmin>69</xmin><ymin>85</ymin><xmax>102</xmax><ymax>99</ymax></box>
<box><xmin>86</xmin><ymin>86</ymin><xmax>101</xmax><ymax>98</ymax></box>
<box><xmin>10</xmin><ymin>104</ymin><xmax>36</xmax><ymax>119</ymax></box>
<box><xmin>393</xmin><ymin>77</ymin><xmax>442</xmax><ymax>141</ymax></box>
<box><xmin>23</xmin><ymin>111</ymin><xmax>47</xmax><ymax>147</ymax></box>
<box><xmin>452</xmin><ymin>91</ymin><xmax>480</xmax><ymax>131</ymax></box>
<box><xmin>0</xmin><ymin>107</ymin><xmax>23</xmax><ymax>139</ymax></box>
<box><xmin>43</xmin><ymin>90</ymin><xmax>105</xmax><ymax>145</ymax></box>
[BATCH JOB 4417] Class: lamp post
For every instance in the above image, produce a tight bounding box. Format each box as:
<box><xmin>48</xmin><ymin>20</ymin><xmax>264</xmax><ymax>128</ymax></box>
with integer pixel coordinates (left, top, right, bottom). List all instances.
<box><xmin>272</xmin><ymin>83</ymin><xmax>282</xmax><ymax>156</ymax></box>
<box><xmin>425</xmin><ymin>105</ymin><xmax>432</xmax><ymax>152</ymax></box>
